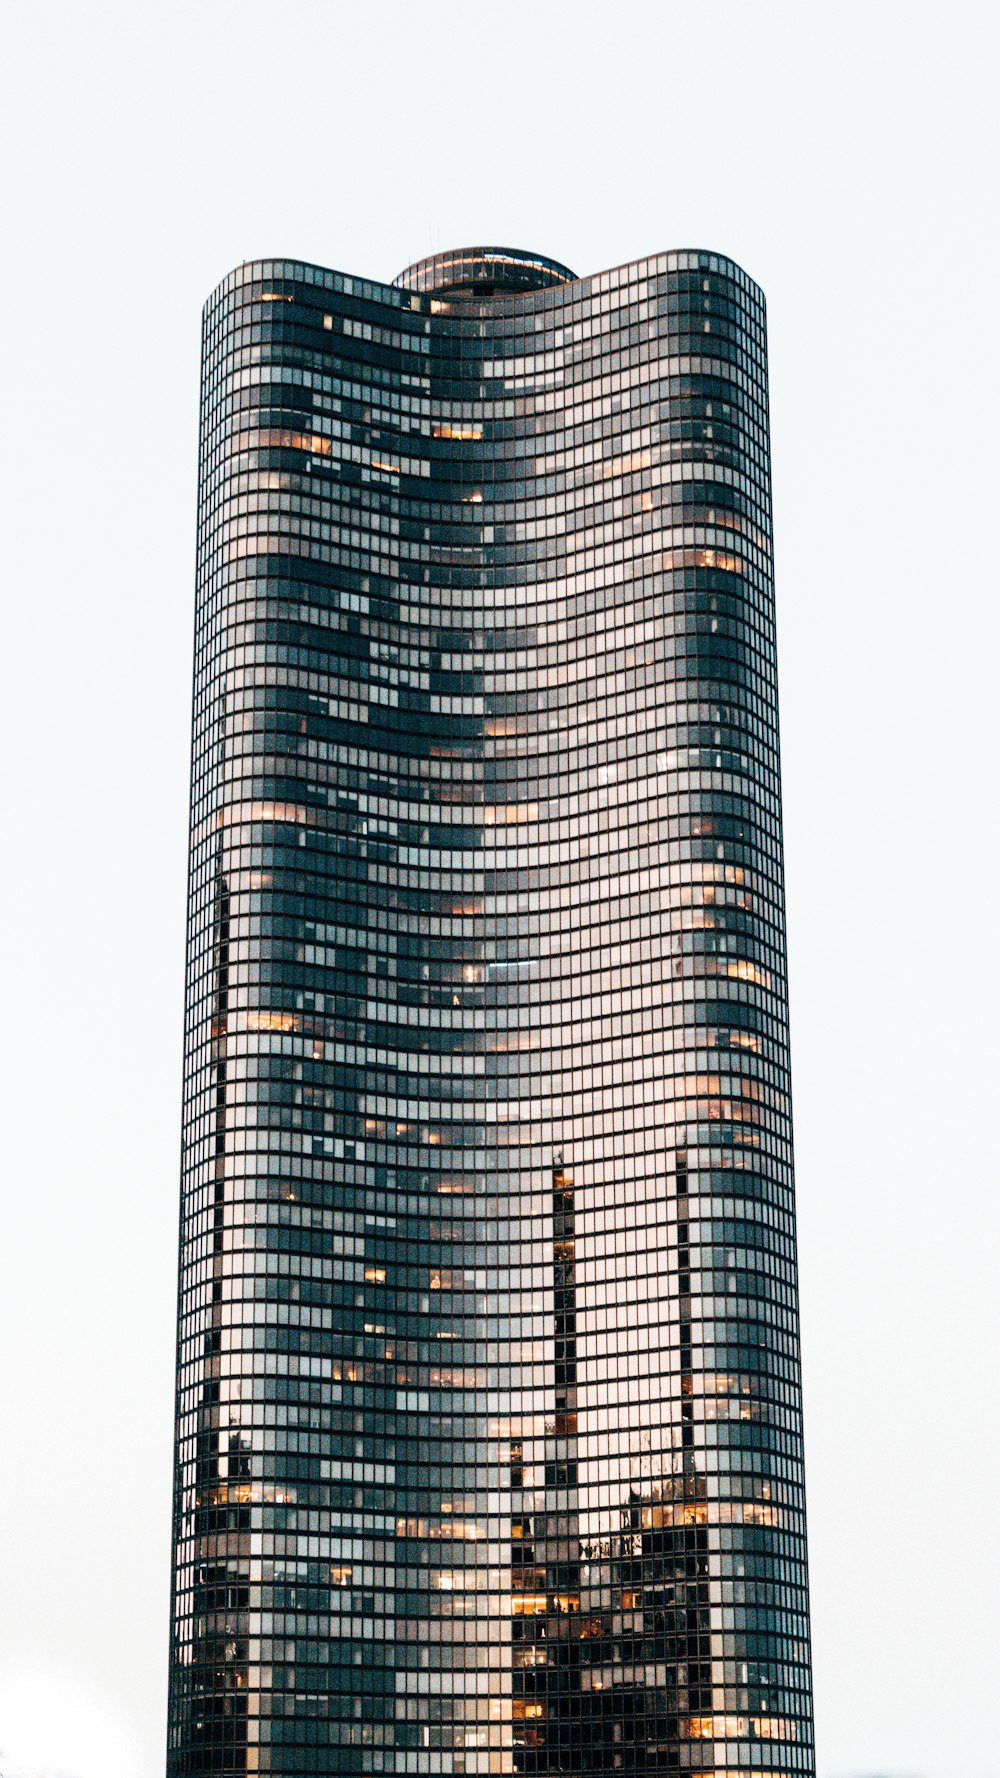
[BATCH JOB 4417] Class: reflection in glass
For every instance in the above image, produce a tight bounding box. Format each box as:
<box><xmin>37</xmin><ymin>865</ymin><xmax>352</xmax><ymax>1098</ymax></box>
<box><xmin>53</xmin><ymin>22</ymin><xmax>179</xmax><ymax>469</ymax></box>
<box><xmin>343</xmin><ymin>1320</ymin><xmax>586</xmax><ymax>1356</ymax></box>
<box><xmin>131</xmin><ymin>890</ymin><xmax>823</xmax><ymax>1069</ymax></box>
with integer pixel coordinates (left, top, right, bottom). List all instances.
<box><xmin>168</xmin><ymin>244</ymin><xmax>815</xmax><ymax>1778</ymax></box>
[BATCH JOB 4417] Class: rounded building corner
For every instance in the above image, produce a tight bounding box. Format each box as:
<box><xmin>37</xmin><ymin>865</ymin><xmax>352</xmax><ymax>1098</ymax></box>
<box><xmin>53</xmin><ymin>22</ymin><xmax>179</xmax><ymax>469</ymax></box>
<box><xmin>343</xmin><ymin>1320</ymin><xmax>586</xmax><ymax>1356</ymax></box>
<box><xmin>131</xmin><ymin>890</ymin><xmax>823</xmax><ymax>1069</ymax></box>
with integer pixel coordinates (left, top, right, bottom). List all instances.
<box><xmin>171</xmin><ymin>241</ymin><xmax>813</xmax><ymax>1778</ymax></box>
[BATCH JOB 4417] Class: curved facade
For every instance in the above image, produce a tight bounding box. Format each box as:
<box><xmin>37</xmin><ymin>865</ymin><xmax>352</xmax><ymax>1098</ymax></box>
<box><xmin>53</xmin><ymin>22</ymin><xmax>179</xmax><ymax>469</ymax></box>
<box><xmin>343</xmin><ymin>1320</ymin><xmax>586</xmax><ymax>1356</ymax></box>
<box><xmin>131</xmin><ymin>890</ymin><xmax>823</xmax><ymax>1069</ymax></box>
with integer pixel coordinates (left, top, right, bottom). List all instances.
<box><xmin>169</xmin><ymin>245</ymin><xmax>814</xmax><ymax>1778</ymax></box>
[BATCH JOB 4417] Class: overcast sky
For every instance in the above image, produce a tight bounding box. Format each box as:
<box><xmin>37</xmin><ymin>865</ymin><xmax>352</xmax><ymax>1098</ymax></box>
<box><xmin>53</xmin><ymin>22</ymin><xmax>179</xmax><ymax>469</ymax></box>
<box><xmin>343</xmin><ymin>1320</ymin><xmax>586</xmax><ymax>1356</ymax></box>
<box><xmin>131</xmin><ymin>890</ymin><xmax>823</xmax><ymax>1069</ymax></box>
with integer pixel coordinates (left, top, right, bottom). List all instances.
<box><xmin>1</xmin><ymin>2</ymin><xmax>998</xmax><ymax>1775</ymax></box>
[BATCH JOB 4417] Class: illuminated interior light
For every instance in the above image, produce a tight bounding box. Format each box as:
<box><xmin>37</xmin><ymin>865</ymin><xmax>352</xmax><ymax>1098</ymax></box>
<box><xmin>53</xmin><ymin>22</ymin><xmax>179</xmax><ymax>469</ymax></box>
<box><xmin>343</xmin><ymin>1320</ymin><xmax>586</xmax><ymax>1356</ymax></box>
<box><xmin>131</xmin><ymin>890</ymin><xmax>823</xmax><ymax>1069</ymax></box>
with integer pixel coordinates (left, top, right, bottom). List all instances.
<box><xmin>727</xmin><ymin>959</ymin><xmax>772</xmax><ymax>987</ymax></box>
<box><xmin>251</xmin><ymin>428</ymin><xmax>333</xmax><ymax>454</ymax></box>
<box><xmin>246</xmin><ymin>1010</ymin><xmax>301</xmax><ymax>1033</ymax></box>
<box><xmin>601</xmin><ymin>450</ymin><xmax>651</xmax><ymax>477</ymax></box>
<box><xmin>482</xmin><ymin>803</ymin><xmax>539</xmax><ymax>825</ymax></box>
<box><xmin>695</xmin><ymin>547</ymin><xmax>740</xmax><ymax>571</ymax></box>
<box><xmin>751</xmin><ymin>1718</ymin><xmax>796</xmax><ymax>1740</ymax></box>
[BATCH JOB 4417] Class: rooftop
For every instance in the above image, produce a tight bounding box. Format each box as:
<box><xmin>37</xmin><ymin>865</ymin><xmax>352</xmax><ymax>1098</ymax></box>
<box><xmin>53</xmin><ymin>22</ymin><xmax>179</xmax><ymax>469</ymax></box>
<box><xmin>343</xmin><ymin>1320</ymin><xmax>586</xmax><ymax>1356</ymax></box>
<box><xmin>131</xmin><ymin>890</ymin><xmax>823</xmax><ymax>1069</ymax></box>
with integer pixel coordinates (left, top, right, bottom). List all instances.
<box><xmin>393</xmin><ymin>245</ymin><xmax>576</xmax><ymax>300</ymax></box>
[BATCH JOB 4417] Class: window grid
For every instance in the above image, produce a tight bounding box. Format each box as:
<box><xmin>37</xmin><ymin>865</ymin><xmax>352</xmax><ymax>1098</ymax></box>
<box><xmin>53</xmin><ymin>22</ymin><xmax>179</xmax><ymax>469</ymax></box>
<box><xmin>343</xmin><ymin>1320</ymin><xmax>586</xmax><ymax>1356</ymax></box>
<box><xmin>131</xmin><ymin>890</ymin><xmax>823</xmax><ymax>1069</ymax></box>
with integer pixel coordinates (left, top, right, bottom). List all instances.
<box><xmin>168</xmin><ymin>247</ymin><xmax>815</xmax><ymax>1778</ymax></box>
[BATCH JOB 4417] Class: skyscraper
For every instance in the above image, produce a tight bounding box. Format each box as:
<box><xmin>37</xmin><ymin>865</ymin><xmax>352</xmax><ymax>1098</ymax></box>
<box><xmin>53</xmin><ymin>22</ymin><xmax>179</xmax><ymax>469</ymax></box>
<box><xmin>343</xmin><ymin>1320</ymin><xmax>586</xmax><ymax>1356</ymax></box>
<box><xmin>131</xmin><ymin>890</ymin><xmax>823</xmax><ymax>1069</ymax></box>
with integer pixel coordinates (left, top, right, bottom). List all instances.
<box><xmin>168</xmin><ymin>244</ymin><xmax>815</xmax><ymax>1778</ymax></box>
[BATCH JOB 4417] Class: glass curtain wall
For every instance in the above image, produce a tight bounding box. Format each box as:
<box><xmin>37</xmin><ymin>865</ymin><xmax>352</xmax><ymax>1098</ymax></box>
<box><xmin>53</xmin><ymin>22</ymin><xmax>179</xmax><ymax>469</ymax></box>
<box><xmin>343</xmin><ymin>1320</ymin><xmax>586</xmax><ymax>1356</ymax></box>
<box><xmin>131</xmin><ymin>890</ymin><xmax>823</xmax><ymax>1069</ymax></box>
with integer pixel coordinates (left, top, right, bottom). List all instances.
<box><xmin>168</xmin><ymin>245</ymin><xmax>814</xmax><ymax>1778</ymax></box>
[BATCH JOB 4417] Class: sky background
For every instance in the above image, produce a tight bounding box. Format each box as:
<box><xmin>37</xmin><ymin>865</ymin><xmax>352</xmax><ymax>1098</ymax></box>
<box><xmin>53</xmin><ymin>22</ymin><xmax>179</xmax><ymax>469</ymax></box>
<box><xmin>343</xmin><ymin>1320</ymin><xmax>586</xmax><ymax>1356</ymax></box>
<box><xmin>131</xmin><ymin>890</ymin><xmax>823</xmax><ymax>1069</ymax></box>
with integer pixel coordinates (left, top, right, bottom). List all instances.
<box><xmin>1</xmin><ymin>1</ymin><xmax>998</xmax><ymax>1774</ymax></box>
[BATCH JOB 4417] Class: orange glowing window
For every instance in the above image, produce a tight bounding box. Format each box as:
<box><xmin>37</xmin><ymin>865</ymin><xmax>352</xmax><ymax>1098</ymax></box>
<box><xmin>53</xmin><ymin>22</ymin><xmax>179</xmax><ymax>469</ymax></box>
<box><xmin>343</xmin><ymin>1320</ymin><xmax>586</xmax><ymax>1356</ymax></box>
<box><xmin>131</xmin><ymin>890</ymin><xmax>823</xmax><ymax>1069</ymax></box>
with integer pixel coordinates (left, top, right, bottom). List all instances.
<box><xmin>743</xmin><ymin>1502</ymin><xmax>779</xmax><ymax>1526</ymax></box>
<box><xmin>751</xmin><ymin>1717</ymin><xmax>795</xmax><ymax>1740</ymax></box>
<box><xmin>217</xmin><ymin>800</ymin><xmax>311</xmax><ymax>828</ymax></box>
<box><xmin>727</xmin><ymin>959</ymin><xmax>772</xmax><ymax>988</ymax></box>
<box><xmin>246</xmin><ymin>1010</ymin><xmax>301</xmax><ymax>1033</ymax></box>
<box><xmin>252</xmin><ymin>428</ymin><xmax>332</xmax><ymax>455</ymax></box>
<box><xmin>602</xmin><ymin>451</ymin><xmax>651</xmax><ymax>478</ymax></box>
<box><xmin>695</xmin><ymin>547</ymin><xmax>739</xmax><ymax>571</ymax></box>
<box><xmin>683</xmin><ymin>1715</ymin><xmax>747</xmax><ymax>1740</ymax></box>
<box><xmin>482</xmin><ymin>803</ymin><xmax>539</xmax><ymax>825</ymax></box>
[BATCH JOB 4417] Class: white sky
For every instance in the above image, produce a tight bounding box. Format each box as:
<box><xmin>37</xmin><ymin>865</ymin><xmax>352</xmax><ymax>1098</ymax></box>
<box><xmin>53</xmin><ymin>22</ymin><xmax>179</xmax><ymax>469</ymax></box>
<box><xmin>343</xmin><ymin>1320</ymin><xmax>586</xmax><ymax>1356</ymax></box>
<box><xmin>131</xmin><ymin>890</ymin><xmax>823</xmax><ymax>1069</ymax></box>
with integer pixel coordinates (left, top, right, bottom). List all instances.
<box><xmin>1</xmin><ymin>2</ymin><xmax>998</xmax><ymax>1775</ymax></box>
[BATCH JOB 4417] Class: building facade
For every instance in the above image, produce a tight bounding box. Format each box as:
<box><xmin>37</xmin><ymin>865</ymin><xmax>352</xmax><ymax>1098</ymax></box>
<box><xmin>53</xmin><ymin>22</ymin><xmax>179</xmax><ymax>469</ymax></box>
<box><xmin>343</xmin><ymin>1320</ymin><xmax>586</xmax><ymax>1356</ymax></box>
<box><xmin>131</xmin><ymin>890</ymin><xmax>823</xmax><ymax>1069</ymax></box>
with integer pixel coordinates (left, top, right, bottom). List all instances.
<box><xmin>168</xmin><ymin>245</ymin><xmax>815</xmax><ymax>1778</ymax></box>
